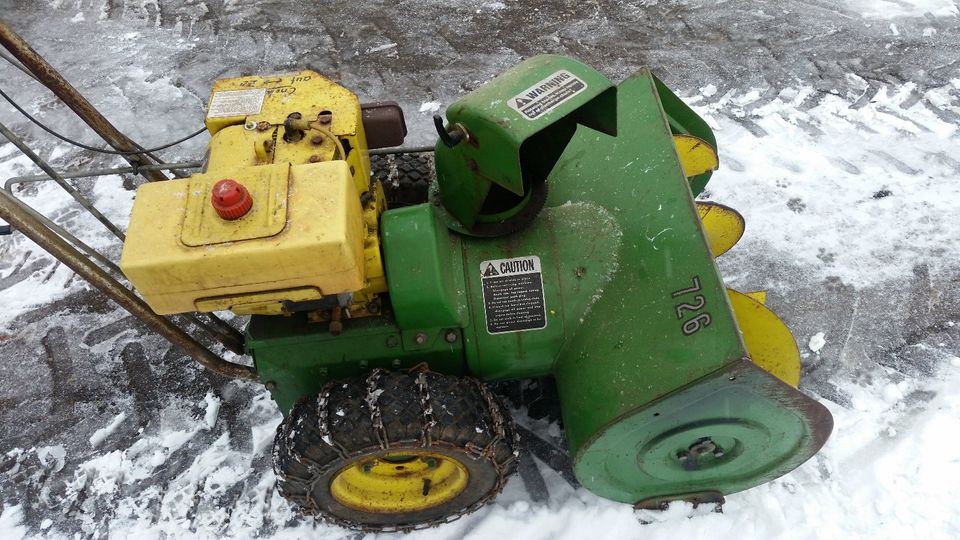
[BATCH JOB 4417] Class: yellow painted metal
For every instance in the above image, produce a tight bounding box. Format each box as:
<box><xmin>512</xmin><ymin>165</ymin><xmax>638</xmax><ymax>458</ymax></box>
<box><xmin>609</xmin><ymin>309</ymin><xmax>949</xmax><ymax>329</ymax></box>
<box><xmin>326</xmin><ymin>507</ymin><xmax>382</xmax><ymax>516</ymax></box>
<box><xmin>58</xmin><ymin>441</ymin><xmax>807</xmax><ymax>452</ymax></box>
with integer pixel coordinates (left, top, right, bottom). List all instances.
<box><xmin>727</xmin><ymin>289</ymin><xmax>801</xmax><ymax>387</ymax></box>
<box><xmin>673</xmin><ymin>134</ymin><xmax>719</xmax><ymax>177</ymax></box>
<box><xmin>697</xmin><ymin>201</ymin><xmax>745</xmax><ymax>257</ymax></box>
<box><xmin>329</xmin><ymin>451</ymin><xmax>470</xmax><ymax>514</ymax></box>
<box><xmin>120</xmin><ymin>161</ymin><xmax>365</xmax><ymax>315</ymax></box>
<box><xmin>195</xmin><ymin>287</ymin><xmax>321</xmax><ymax>316</ymax></box>
<box><xmin>204</xmin><ymin>70</ymin><xmax>372</xmax><ymax>193</ymax></box>
<box><xmin>743</xmin><ymin>290</ymin><xmax>768</xmax><ymax>304</ymax></box>
<box><xmin>181</xmin><ymin>165</ymin><xmax>288</xmax><ymax>247</ymax></box>
<box><xmin>123</xmin><ymin>70</ymin><xmax>389</xmax><ymax>317</ymax></box>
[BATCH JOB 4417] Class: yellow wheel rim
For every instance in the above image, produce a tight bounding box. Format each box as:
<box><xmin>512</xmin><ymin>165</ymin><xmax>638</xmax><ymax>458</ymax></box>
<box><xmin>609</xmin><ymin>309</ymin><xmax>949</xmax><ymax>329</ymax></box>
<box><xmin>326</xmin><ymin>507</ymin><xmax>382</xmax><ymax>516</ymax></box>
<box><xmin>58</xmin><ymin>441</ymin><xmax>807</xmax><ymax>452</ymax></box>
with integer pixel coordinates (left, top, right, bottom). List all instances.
<box><xmin>329</xmin><ymin>451</ymin><xmax>469</xmax><ymax>514</ymax></box>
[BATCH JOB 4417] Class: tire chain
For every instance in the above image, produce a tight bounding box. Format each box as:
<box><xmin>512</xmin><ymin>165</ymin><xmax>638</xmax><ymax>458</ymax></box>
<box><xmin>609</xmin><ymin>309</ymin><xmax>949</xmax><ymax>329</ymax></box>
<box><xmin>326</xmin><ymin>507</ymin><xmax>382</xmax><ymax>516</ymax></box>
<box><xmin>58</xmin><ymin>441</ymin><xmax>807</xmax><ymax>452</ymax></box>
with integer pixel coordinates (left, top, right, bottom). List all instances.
<box><xmin>273</xmin><ymin>367</ymin><xmax>520</xmax><ymax>533</ymax></box>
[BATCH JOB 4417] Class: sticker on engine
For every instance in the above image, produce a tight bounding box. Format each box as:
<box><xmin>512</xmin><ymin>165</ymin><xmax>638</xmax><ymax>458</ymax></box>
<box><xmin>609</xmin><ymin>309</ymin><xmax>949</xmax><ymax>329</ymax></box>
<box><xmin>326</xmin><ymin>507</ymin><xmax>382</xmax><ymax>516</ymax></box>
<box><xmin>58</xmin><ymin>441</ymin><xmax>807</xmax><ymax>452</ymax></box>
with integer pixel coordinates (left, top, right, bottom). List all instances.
<box><xmin>508</xmin><ymin>70</ymin><xmax>588</xmax><ymax>120</ymax></box>
<box><xmin>207</xmin><ymin>88</ymin><xmax>267</xmax><ymax>118</ymax></box>
<box><xmin>480</xmin><ymin>256</ymin><xmax>547</xmax><ymax>334</ymax></box>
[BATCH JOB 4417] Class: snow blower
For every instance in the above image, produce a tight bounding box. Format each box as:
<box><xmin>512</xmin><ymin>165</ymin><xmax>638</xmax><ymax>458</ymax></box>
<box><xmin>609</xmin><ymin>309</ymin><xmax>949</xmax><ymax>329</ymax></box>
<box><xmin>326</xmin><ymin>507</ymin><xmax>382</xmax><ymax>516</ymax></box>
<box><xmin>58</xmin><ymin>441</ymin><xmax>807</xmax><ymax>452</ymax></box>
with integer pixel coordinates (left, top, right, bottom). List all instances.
<box><xmin>2</xmin><ymin>53</ymin><xmax>833</xmax><ymax>532</ymax></box>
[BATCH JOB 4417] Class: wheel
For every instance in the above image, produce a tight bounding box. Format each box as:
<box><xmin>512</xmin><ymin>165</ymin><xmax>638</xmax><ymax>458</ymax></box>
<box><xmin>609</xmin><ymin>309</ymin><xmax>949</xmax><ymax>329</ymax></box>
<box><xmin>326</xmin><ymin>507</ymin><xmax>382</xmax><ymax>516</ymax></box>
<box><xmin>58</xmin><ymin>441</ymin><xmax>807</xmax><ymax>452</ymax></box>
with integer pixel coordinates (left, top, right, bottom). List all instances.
<box><xmin>370</xmin><ymin>152</ymin><xmax>434</xmax><ymax>208</ymax></box>
<box><xmin>272</xmin><ymin>368</ymin><xmax>520</xmax><ymax>532</ymax></box>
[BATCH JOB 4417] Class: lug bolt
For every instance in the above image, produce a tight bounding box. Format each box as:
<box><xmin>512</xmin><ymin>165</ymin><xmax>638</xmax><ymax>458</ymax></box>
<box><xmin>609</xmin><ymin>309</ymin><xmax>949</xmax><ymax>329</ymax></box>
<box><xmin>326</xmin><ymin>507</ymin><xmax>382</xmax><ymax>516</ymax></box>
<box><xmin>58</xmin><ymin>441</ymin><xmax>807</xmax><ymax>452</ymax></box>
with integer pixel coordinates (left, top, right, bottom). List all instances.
<box><xmin>414</xmin><ymin>332</ymin><xmax>428</xmax><ymax>345</ymax></box>
<box><xmin>444</xmin><ymin>330</ymin><xmax>458</xmax><ymax>343</ymax></box>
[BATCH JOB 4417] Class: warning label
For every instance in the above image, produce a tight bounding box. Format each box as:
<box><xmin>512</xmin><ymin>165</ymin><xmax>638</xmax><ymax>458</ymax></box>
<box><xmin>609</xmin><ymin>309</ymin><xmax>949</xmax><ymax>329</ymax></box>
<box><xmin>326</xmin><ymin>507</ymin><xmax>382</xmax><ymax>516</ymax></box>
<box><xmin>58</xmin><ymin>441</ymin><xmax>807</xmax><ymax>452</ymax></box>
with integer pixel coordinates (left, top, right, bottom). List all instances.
<box><xmin>507</xmin><ymin>70</ymin><xmax>588</xmax><ymax>120</ymax></box>
<box><xmin>207</xmin><ymin>88</ymin><xmax>267</xmax><ymax>119</ymax></box>
<box><xmin>480</xmin><ymin>256</ymin><xmax>547</xmax><ymax>334</ymax></box>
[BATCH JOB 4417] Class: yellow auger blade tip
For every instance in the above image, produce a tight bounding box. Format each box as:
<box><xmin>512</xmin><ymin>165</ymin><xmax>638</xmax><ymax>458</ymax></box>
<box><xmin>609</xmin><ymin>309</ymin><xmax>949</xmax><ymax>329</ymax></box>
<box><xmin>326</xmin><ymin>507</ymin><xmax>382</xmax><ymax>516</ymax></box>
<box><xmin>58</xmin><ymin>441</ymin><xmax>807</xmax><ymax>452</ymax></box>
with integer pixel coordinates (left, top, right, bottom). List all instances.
<box><xmin>697</xmin><ymin>202</ymin><xmax>745</xmax><ymax>257</ymax></box>
<box><xmin>728</xmin><ymin>289</ymin><xmax>801</xmax><ymax>387</ymax></box>
<box><xmin>673</xmin><ymin>134</ymin><xmax>719</xmax><ymax>177</ymax></box>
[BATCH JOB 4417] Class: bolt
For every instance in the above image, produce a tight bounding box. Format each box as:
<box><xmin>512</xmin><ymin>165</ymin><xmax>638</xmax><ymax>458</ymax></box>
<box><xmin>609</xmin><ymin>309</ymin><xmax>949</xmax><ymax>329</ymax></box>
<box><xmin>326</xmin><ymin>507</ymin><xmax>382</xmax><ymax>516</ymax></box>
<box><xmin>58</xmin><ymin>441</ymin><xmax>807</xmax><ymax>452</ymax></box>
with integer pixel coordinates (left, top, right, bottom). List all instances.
<box><xmin>309</xmin><ymin>155</ymin><xmax>321</xmax><ymax>163</ymax></box>
<box><xmin>318</xmin><ymin>112</ymin><xmax>332</xmax><ymax>124</ymax></box>
<box><xmin>575</xmin><ymin>266</ymin><xmax>586</xmax><ymax>278</ymax></box>
<box><xmin>244</xmin><ymin>120</ymin><xmax>257</xmax><ymax>131</ymax></box>
<box><xmin>367</xmin><ymin>301</ymin><xmax>380</xmax><ymax>314</ymax></box>
<box><xmin>391</xmin><ymin>359</ymin><xmax>402</xmax><ymax>368</ymax></box>
<box><xmin>444</xmin><ymin>330</ymin><xmax>458</xmax><ymax>343</ymax></box>
<box><xmin>688</xmin><ymin>438</ymin><xmax>717</xmax><ymax>457</ymax></box>
<box><xmin>311</xmin><ymin>135</ymin><xmax>324</xmax><ymax>145</ymax></box>
<box><xmin>288</xmin><ymin>112</ymin><xmax>303</xmax><ymax>120</ymax></box>
<box><xmin>414</xmin><ymin>332</ymin><xmax>428</xmax><ymax>345</ymax></box>
<box><xmin>264</xmin><ymin>381</ymin><xmax>277</xmax><ymax>391</ymax></box>
<box><xmin>386</xmin><ymin>335</ymin><xmax>399</xmax><ymax>348</ymax></box>
<box><xmin>713</xmin><ymin>448</ymin><xmax>725</xmax><ymax>458</ymax></box>
<box><xmin>677</xmin><ymin>451</ymin><xmax>689</xmax><ymax>462</ymax></box>
<box><xmin>362</xmin><ymin>462</ymin><xmax>373</xmax><ymax>473</ymax></box>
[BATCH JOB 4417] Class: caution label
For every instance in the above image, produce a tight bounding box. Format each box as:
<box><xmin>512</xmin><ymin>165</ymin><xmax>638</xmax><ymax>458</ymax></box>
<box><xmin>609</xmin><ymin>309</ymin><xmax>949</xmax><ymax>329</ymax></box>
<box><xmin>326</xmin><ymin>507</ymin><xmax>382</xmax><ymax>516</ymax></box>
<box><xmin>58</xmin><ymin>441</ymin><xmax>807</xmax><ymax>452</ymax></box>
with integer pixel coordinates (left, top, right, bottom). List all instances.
<box><xmin>507</xmin><ymin>70</ymin><xmax>588</xmax><ymax>120</ymax></box>
<box><xmin>207</xmin><ymin>88</ymin><xmax>267</xmax><ymax>119</ymax></box>
<box><xmin>480</xmin><ymin>256</ymin><xmax>547</xmax><ymax>334</ymax></box>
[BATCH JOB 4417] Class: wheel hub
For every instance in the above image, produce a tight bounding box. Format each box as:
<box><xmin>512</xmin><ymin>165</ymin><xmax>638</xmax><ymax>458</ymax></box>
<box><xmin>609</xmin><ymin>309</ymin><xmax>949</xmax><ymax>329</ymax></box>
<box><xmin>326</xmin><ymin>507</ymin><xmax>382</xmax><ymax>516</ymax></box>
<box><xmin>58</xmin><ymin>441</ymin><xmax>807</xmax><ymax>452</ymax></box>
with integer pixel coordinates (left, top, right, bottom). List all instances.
<box><xmin>329</xmin><ymin>450</ymin><xmax>470</xmax><ymax>514</ymax></box>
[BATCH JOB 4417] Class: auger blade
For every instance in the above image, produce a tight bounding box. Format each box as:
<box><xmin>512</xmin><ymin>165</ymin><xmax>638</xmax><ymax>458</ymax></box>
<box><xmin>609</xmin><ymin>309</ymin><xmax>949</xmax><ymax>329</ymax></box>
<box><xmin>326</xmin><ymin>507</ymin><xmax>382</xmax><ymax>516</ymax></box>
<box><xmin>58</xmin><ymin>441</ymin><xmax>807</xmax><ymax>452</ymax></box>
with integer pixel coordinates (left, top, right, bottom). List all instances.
<box><xmin>673</xmin><ymin>134</ymin><xmax>719</xmax><ymax>177</ymax></box>
<box><xmin>727</xmin><ymin>289</ymin><xmax>801</xmax><ymax>387</ymax></box>
<box><xmin>697</xmin><ymin>202</ymin><xmax>745</xmax><ymax>257</ymax></box>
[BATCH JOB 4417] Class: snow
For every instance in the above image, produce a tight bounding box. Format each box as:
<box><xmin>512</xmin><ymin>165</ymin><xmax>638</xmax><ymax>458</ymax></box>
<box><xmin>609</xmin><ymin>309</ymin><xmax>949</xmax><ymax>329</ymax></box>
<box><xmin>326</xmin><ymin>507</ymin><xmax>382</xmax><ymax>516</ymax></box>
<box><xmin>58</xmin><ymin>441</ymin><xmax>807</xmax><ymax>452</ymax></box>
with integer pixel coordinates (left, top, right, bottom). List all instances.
<box><xmin>0</xmin><ymin>505</ymin><xmax>28</xmax><ymax>540</ymax></box>
<box><xmin>203</xmin><ymin>391</ymin><xmax>220</xmax><ymax>429</ymax></box>
<box><xmin>846</xmin><ymin>0</ymin><xmax>959</xmax><ymax>19</ymax></box>
<box><xmin>419</xmin><ymin>101</ymin><xmax>442</xmax><ymax>113</ymax></box>
<box><xmin>809</xmin><ymin>332</ymin><xmax>827</xmax><ymax>353</ymax></box>
<box><xmin>89</xmin><ymin>412</ymin><xmax>129</xmax><ymax>448</ymax></box>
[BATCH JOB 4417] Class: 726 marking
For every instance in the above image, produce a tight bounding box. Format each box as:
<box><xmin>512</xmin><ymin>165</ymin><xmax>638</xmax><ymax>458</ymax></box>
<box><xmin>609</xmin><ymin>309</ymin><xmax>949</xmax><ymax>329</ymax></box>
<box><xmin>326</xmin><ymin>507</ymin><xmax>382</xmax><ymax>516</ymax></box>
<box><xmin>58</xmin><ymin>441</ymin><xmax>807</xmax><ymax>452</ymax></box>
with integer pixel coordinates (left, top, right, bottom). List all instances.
<box><xmin>671</xmin><ymin>276</ymin><xmax>712</xmax><ymax>336</ymax></box>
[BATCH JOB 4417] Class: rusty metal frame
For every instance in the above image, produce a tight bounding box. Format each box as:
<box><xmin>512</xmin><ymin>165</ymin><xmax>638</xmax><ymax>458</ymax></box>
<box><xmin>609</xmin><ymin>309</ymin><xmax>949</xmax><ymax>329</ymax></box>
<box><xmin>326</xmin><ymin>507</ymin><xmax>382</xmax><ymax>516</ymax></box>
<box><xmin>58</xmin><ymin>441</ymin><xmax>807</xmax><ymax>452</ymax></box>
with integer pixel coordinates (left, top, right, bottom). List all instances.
<box><xmin>0</xmin><ymin>18</ymin><xmax>168</xmax><ymax>181</ymax></box>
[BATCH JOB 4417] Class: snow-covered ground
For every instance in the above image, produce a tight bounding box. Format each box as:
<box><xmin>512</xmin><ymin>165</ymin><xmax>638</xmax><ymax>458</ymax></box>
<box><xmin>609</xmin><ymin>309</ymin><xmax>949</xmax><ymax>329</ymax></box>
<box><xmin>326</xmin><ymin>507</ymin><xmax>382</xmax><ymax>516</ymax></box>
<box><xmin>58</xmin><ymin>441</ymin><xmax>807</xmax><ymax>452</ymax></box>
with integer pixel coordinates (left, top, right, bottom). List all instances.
<box><xmin>1</xmin><ymin>1</ymin><xmax>959</xmax><ymax>538</ymax></box>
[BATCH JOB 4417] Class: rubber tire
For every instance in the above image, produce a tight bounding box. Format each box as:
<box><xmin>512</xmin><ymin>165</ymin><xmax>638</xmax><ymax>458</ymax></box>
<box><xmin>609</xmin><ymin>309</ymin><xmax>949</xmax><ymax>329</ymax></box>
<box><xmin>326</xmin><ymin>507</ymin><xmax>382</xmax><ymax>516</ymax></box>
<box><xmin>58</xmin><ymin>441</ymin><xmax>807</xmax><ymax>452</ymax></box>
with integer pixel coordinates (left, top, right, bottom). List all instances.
<box><xmin>273</xmin><ymin>369</ymin><xmax>519</xmax><ymax>532</ymax></box>
<box><xmin>370</xmin><ymin>152</ymin><xmax>434</xmax><ymax>208</ymax></box>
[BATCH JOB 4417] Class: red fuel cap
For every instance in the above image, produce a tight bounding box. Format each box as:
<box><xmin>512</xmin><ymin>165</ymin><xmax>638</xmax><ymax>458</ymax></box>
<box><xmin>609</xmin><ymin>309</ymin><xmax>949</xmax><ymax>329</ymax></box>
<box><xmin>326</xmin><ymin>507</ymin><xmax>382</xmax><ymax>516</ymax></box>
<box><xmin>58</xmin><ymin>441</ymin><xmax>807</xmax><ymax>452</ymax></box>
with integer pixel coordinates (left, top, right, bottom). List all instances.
<box><xmin>211</xmin><ymin>179</ymin><xmax>252</xmax><ymax>220</ymax></box>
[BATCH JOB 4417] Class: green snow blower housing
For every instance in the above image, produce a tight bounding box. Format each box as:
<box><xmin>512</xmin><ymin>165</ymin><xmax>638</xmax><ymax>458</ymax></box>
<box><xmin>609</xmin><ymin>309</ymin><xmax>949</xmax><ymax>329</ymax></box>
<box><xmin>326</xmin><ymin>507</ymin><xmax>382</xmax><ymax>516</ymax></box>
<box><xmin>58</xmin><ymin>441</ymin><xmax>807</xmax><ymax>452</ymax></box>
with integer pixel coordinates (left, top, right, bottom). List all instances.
<box><xmin>146</xmin><ymin>55</ymin><xmax>832</xmax><ymax>530</ymax></box>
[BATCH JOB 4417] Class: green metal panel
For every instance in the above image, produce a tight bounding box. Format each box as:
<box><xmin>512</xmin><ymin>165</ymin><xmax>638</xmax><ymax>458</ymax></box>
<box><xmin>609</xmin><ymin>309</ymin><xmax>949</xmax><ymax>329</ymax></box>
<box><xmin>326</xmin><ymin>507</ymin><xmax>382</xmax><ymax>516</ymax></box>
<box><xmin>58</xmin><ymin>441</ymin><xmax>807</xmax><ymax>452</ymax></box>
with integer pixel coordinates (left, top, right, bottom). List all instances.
<box><xmin>545</xmin><ymin>70</ymin><xmax>830</xmax><ymax>503</ymax></box>
<box><xmin>381</xmin><ymin>204</ymin><xmax>467</xmax><ymax>329</ymax></box>
<box><xmin>247</xmin><ymin>315</ymin><xmax>465</xmax><ymax>413</ymax></box>
<box><xmin>543</xmin><ymin>69</ymin><xmax>744</xmax><ymax>458</ymax></box>
<box><xmin>457</xmin><ymin>201</ymin><xmax>623</xmax><ymax>379</ymax></box>
<box><xmin>575</xmin><ymin>360</ymin><xmax>832</xmax><ymax>503</ymax></box>
<box><xmin>434</xmin><ymin>55</ymin><xmax>616</xmax><ymax>228</ymax></box>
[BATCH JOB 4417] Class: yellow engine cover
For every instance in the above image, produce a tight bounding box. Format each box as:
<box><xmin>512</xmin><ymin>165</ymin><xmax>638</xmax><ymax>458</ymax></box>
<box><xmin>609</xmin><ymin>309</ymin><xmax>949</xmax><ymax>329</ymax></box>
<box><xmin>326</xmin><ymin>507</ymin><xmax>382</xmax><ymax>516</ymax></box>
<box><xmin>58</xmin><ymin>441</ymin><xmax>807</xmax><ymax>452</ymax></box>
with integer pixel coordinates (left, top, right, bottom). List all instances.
<box><xmin>120</xmin><ymin>161</ymin><xmax>365</xmax><ymax>315</ymax></box>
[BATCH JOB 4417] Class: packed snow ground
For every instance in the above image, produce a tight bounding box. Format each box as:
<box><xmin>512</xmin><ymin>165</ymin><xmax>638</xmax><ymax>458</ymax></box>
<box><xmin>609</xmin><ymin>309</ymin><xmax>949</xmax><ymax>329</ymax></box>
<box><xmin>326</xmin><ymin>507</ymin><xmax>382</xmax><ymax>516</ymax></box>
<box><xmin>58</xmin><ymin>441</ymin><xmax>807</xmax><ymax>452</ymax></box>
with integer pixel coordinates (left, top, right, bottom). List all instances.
<box><xmin>1</xmin><ymin>1</ymin><xmax>959</xmax><ymax>539</ymax></box>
